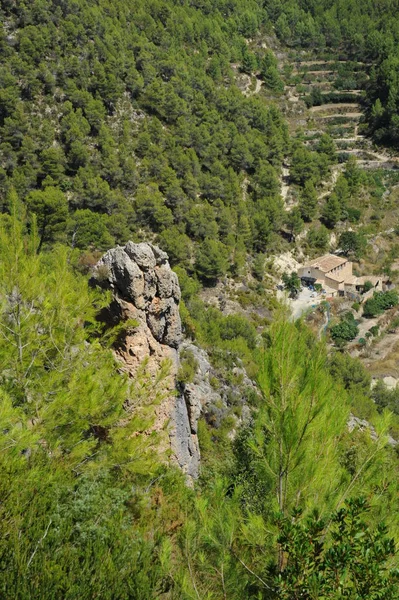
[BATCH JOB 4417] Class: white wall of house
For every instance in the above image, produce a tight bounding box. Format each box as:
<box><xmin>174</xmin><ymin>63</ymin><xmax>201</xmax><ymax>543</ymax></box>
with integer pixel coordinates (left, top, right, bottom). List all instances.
<box><xmin>298</xmin><ymin>265</ymin><xmax>326</xmax><ymax>280</ymax></box>
<box><xmin>324</xmin><ymin>276</ymin><xmax>342</xmax><ymax>291</ymax></box>
<box><xmin>298</xmin><ymin>260</ymin><xmax>352</xmax><ymax>287</ymax></box>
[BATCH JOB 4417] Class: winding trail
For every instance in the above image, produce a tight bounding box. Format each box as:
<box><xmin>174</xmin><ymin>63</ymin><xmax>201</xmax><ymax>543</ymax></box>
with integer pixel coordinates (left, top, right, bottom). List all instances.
<box><xmin>309</xmin><ymin>103</ymin><xmax>360</xmax><ymax>113</ymax></box>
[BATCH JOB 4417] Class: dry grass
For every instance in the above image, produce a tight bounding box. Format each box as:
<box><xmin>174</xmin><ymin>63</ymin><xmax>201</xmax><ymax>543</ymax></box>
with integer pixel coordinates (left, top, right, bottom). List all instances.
<box><xmin>366</xmin><ymin>341</ymin><xmax>399</xmax><ymax>377</ymax></box>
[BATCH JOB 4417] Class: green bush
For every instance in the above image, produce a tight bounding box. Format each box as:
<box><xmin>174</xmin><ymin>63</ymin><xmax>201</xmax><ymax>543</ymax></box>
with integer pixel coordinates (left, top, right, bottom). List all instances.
<box><xmin>330</xmin><ymin>312</ymin><xmax>359</xmax><ymax>343</ymax></box>
<box><xmin>363</xmin><ymin>291</ymin><xmax>399</xmax><ymax>318</ymax></box>
<box><xmin>363</xmin><ymin>280</ymin><xmax>374</xmax><ymax>292</ymax></box>
<box><xmin>219</xmin><ymin>314</ymin><xmax>258</xmax><ymax>350</ymax></box>
<box><xmin>177</xmin><ymin>349</ymin><xmax>199</xmax><ymax>385</ymax></box>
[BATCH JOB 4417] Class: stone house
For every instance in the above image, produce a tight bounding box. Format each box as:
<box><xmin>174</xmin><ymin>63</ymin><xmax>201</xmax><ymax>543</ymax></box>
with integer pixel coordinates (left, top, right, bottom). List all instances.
<box><xmin>298</xmin><ymin>254</ymin><xmax>383</xmax><ymax>298</ymax></box>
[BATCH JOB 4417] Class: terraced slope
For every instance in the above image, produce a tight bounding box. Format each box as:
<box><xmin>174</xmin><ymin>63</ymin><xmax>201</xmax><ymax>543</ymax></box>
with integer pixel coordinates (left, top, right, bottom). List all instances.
<box><xmin>278</xmin><ymin>55</ymin><xmax>399</xmax><ymax>210</ymax></box>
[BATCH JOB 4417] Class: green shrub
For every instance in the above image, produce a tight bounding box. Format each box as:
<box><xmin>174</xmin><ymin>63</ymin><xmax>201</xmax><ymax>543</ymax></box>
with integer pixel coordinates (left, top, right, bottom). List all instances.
<box><xmin>363</xmin><ymin>280</ymin><xmax>374</xmax><ymax>292</ymax></box>
<box><xmin>177</xmin><ymin>349</ymin><xmax>198</xmax><ymax>385</ymax></box>
<box><xmin>363</xmin><ymin>291</ymin><xmax>399</xmax><ymax>318</ymax></box>
<box><xmin>330</xmin><ymin>312</ymin><xmax>359</xmax><ymax>343</ymax></box>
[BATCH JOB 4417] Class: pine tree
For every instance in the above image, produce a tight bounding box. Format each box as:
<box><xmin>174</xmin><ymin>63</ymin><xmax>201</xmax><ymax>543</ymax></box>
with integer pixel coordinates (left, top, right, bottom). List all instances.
<box><xmin>299</xmin><ymin>181</ymin><xmax>318</xmax><ymax>222</ymax></box>
<box><xmin>27</xmin><ymin>186</ymin><xmax>68</xmax><ymax>252</ymax></box>
<box><xmin>322</xmin><ymin>192</ymin><xmax>341</xmax><ymax>228</ymax></box>
<box><xmin>195</xmin><ymin>238</ymin><xmax>229</xmax><ymax>283</ymax></box>
<box><xmin>0</xmin><ymin>204</ymin><xmax>171</xmax><ymax>598</ymax></box>
<box><xmin>285</xmin><ymin>207</ymin><xmax>304</xmax><ymax>241</ymax></box>
<box><xmin>253</xmin><ymin>320</ymin><xmax>350</xmax><ymax>517</ymax></box>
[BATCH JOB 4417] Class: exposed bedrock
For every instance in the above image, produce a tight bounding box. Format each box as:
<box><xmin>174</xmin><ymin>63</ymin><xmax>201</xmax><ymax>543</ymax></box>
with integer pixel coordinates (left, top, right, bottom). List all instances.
<box><xmin>91</xmin><ymin>242</ymin><xmax>210</xmax><ymax>480</ymax></box>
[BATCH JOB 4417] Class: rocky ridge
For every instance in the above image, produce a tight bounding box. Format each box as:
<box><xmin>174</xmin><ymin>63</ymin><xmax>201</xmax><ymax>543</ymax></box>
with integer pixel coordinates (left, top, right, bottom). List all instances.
<box><xmin>91</xmin><ymin>242</ymin><xmax>213</xmax><ymax>480</ymax></box>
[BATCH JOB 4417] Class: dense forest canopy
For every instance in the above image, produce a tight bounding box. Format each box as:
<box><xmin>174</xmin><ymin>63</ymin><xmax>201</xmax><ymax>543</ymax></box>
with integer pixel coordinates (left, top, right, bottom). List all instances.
<box><xmin>1</xmin><ymin>0</ymin><xmax>399</xmax><ymax>278</ymax></box>
<box><xmin>270</xmin><ymin>0</ymin><xmax>399</xmax><ymax>145</ymax></box>
<box><xmin>0</xmin><ymin>0</ymin><xmax>292</xmax><ymax>279</ymax></box>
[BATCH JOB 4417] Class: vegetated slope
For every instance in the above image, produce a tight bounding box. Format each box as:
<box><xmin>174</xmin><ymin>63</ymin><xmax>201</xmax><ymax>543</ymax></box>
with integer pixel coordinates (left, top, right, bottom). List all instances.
<box><xmin>2</xmin><ymin>212</ymin><xmax>399</xmax><ymax>597</ymax></box>
<box><xmin>2</xmin><ymin>4</ymin><xmax>399</xmax><ymax>597</ymax></box>
<box><xmin>268</xmin><ymin>0</ymin><xmax>399</xmax><ymax>146</ymax></box>
<box><xmin>0</xmin><ymin>0</ymin><xmax>293</xmax><ymax>281</ymax></box>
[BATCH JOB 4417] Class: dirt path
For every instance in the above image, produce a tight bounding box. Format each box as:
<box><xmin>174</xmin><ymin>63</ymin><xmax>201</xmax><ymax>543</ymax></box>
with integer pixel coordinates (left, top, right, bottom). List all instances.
<box><xmin>296</xmin><ymin>60</ymin><xmax>366</xmax><ymax>66</ymax></box>
<box><xmin>254</xmin><ymin>77</ymin><xmax>262</xmax><ymax>94</ymax></box>
<box><xmin>334</xmin><ymin>136</ymin><xmax>365</xmax><ymax>142</ymax></box>
<box><xmin>357</xmin><ymin>160</ymin><xmax>399</xmax><ymax>170</ymax></box>
<box><xmin>241</xmin><ymin>74</ymin><xmax>262</xmax><ymax>97</ymax></box>
<box><xmin>343</xmin><ymin>148</ymin><xmax>393</xmax><ymax>159</ymax></box>
<box><xmin>309</xmin><ymin>103</ymin><xmax>360</xmax><ymax>112</ymax></box>
<box><xmin>314</xmin><ymin>112</ymin><xmax>363</xmax><ymax>119</ymax></box>
<box><xmin>293</xmin><ymin>69</ymin><xmax>335</xmax><ymax>75</ymax></box>
<box><xmin>318</xmin><ymin>165</ymin><xmax>342</xmax><ymax>200</ymax></box>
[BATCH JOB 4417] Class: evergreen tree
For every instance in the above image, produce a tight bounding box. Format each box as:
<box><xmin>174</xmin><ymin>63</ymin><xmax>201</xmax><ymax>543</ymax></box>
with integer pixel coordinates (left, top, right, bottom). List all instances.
<box><xmin>307</xmin><ymin>224</ymin><xmax>330</xmax><ymax>251</ymax></box>
<box><xmin>322</xmin><ymin>193</ymin><xmax>342</xmax><ymax>229</ymax></box>
<box><xmin>285</xmin><ymin>207</ymin><xmax>304</xmax><ymax>241</ymax></box>
<box><xmin>195</xmin><ymin>238</ymin><xmax>229</xmax><ymax>284</ymax></box>
<box><xmin>255</xmin><ymin>320</ymin><xmax>349</xmax><ymax>516</ymax></box>
<box><xmin>299</xmin><ymin>181</ymin><xmax>318</xmax><ymax>222</ymax></box>
<box><xmin>27</xmin><ymin>186</ymin><xmax>68</xmax><ymax>252</ymax></box>
<box><xmin>317</xmin><ymin>133</ymin><xmax>337</xmax><ymax>162</ymax></box>
<box><xmin>339</xmin><ymin>230</ymin><xmax>366</xmax><ymax>258</ymax></box>
<box><xmin>282</xmin><ymin>271</ymin><xmax>301</xmax><ymax>297</ymax></box>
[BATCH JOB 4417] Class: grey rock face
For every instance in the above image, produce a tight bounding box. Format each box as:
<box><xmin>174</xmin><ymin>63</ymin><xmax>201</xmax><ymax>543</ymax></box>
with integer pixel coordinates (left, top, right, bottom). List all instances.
<box><xmin>180</xmin><ymin>343</ymin><xmax>221</xmax><ymax>433</ymax></box>
<box><xmin>93</xmin><ymin>242</ymin><xmax>182</xmax><ymax>348</ymax></box>
<box><xmin>170</xmin><ymin>395</ymin><xmax>200</xmax><ymax>480</ymax></box>
<box><xmin>348</xmin><ymin>413</ymin><xmax>397</xmax><ymax>447</ymax></box>
<box><xmin>99</xmin><ymin>246</ymin><xmax>145</xmax><ymax>308</ymax></box>
<box><xmin>124</xmin><ymin>241</ymin><xmax>157</xmax><ymax>270</ymax></box>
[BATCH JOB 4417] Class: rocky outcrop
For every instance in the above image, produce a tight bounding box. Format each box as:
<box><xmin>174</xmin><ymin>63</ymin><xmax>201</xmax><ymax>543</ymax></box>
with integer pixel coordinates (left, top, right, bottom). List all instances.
<box><xmin>94</xmin><ymin>241</ymin><xmax>182</xmax><ymax>348</ymax></box>
<box><xmin>179</xmin><ymin>342</ymin><xmax>255</xmax><ymax>439</ymax></box>
<box><xmin>348</xmin><ymin>414</ymin><xmax>397</xmax><ymax>447</ymax></box>
<box><xmin>91</xmin><ymin>242</ymin><xmax>200</xmax><ymax>479</ymax></box>
<box><xmin>91</xmin><ymin>241</ymin><xmax>257</xmax><ymax>481</ymax></box>
<box><xmin>180</xmin><ymin>342</ymin><xmax>221</xmax><ymax>433</ymax></box>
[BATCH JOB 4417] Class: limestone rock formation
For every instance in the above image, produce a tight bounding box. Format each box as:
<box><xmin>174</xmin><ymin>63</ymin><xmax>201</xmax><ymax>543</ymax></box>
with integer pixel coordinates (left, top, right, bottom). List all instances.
<box><xmin>94</xmin><ymin>241</ymin><xmax>182</xmax><ymax>348</ymax></box>
<box><xmin>348</xmin><ymin>413</ymin><xmax>397</xmax><ymax>447</ymax></box>
<box><xmin>91</xmin><ymin>242</ymin><xmax>200</xmax><ymax>479</ymax></box>
<box><xmin>180</xmin><ymin>342</ymin><xmax>221</xmax><ymax>435</ymax></box>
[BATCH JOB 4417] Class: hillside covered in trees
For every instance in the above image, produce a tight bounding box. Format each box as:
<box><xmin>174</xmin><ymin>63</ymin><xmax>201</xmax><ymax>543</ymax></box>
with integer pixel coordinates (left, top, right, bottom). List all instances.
<box><xmin>2</xmin><ymin>206</ymin><xmax>399</xmax><ymax>597</ymax></box>
<box><xmin>0</xmin><ymin>0</ymin><xmax>292</xmax><ymax>280</ymax></box>
<box><xmin>3</xmin><ymin>0</ymin><xmax>399</xmax><ymax>597</ymax></box>
<box><xmin>269</xmin><ymin>0</ymin><xmax>399</xmax><ymax>145</ymax></box>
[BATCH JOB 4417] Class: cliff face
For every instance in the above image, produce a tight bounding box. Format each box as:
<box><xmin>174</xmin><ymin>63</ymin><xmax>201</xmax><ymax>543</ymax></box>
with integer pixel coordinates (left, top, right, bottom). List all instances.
<box><xmin>91</xmin><ymin>242</ymin><xmax>201</xmax><ymax>479</ymax></box>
